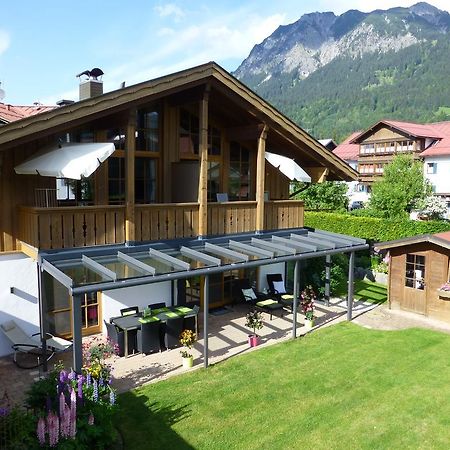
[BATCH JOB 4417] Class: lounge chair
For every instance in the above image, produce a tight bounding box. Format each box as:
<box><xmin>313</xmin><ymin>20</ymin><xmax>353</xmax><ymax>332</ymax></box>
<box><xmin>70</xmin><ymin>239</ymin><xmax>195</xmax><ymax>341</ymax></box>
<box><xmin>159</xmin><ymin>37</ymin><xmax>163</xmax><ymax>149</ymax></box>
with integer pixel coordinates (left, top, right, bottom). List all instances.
<box><xmin>0</xmin><ymin>320</ymin><xmax>72</xmax><ymax>369</ymax></box>
<box><xmin>266</xmin><ymin>273</ymin><xmax>295</xmax><ymax>310</ymax></box>
<box><xmin>236</xmin><ymin>279</ymin><xmax>284</xmax><ymax>320</ymax></box>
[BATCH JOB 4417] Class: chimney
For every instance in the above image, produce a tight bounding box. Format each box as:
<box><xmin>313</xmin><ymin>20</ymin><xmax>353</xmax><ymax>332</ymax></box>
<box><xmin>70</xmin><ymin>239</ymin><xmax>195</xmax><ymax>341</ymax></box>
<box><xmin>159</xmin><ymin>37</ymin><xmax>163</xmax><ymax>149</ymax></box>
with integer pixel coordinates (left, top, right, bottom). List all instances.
<box><xmin>76</xmin><ymin>68</ymin><xmax>104</xmax><ymax>101</ymax></box>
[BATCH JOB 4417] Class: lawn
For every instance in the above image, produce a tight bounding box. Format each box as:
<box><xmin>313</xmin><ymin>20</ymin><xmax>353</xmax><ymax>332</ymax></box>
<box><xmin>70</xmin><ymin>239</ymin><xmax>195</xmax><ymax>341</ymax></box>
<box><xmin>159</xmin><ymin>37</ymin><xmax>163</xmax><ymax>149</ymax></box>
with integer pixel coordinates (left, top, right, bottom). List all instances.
<box><xmin>115</xmin><ymin>322</ymin><xmax>450</xmax><ymax>449</ymax></box>
<box><xmin>336</xmin><ymin>279</ymin><xmax>388</xmax><ymax>304</ymax></box>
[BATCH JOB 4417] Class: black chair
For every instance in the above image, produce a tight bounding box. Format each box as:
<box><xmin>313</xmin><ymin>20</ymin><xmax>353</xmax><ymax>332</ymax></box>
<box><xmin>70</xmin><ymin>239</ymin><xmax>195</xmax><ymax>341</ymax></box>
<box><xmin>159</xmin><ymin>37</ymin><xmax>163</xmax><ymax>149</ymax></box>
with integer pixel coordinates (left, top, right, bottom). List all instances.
<box><xmin>137</xmin><ymin>321</ymin><xmax>161</xmax><ymax>354</ymax></box>
<box><xmin>104</xmin><ymin>321</ymin><xmax>126</xmax><ymax>357</ymax></box>
<box><xmin>266</xmin><ymin>273</ymin><xmax>294</xmax><ymax>310</ymax></box>
<box><xmin>183</xmin><ymin>305</ymin><xmax>200</xmax><ymax>335</ymax></box>
<box><xmin>236</xmin><ymin>279</ymin><xmax>283</xmax><ymax>320</ymax></box>
<box><xmin>149</xmin><ymin>302</ymin><xmax>167</xmax><ymax>309</ymax></box>
<box><xmin>120</xmin><ymin>306</ymin><xmax>139</xmax><ymax>316</ymax></box>
<box><xmin>164</xmin><ymin>317</ymin><xmax>184</xmax><ymax>350</ymax></box>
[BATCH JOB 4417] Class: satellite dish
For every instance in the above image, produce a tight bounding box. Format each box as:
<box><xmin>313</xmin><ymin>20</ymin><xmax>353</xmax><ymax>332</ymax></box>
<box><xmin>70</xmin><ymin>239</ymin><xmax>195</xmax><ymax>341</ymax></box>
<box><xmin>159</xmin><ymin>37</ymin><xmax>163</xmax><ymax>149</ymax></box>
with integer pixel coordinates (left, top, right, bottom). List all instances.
<box><xmin>0</xmin><ymin>82</ymin><xmax>5</xmax><ymax>101</ymax></box>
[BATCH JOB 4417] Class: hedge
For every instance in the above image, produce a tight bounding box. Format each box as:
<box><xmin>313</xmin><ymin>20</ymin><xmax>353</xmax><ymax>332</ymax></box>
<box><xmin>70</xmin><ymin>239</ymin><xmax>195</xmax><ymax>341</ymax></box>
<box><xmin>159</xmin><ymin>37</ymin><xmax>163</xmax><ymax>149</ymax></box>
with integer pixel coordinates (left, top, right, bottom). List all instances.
<box><xmin>304</xmin><ymin>211</ymin><xmax>450</xmax><ymax>243</ymax></box>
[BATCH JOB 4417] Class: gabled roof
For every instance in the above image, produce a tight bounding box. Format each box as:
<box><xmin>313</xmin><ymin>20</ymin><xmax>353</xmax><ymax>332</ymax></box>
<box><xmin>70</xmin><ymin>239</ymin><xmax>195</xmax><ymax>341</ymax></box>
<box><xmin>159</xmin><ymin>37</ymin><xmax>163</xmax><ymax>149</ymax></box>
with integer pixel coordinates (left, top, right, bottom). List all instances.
<box><xmin>0</xmin><ymin>62</ymin><xmax>356</xmax><ymax>181</ymax></box>
<box><xmin>332</xmin><ymin>131</ymin><xmax>361</xmax><ymax>161</ymax></box>
<box><xmin>376</xmin><ymin>232</ymin><xmax>450</xmax><ymax>251</ymax></box>
<box><xmin>420</xmin><ymin>121</ymin><xmax>450</xmax><ymax>157</ymax></box>
<box><xmin>0</xmin><ymin>102</ymin><xmax>55</xmax><ymax>124</ymax></box>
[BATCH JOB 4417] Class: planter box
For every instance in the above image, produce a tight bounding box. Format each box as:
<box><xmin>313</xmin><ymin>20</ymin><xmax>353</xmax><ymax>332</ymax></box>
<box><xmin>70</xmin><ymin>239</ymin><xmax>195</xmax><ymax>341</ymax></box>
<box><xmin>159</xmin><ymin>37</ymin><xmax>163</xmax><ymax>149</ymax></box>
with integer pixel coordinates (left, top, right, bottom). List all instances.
<box><xmin>437</xmin><ymin>289</ymin><xmax>450</xmax><ymax>300</ymax></box>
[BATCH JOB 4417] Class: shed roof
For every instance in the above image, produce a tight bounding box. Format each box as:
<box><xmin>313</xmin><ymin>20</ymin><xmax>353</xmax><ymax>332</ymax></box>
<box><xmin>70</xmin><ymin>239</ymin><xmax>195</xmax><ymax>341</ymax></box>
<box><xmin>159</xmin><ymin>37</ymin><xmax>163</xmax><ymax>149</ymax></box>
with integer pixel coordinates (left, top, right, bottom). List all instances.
<box><xmin>0</xmin><ymin>102</ymin><xmax>55</xmax><ymax>124</ymax></box>
<box><xmin>376</xmin><ymin>232</ymin><xmax>450</xmax><ymax>251</ymax></box>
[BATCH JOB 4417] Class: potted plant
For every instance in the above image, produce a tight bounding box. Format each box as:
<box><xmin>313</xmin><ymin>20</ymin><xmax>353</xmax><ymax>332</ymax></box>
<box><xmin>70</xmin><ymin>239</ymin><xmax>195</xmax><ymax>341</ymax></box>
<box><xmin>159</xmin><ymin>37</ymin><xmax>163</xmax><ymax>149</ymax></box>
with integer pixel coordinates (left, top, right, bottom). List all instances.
<box><xmin>300</xmin><ymin>285</ymin><xmax>316</xmax><ymax>330</ymax></box>
<box><xmin>245</xmin><ymin>310</ymin><xmax>263</xmax><ymax>347</ymax></box>
<box><xmin>179</xmin><ymin>329</ymin><xmax>196</xmax><ymax>368</ymax></box>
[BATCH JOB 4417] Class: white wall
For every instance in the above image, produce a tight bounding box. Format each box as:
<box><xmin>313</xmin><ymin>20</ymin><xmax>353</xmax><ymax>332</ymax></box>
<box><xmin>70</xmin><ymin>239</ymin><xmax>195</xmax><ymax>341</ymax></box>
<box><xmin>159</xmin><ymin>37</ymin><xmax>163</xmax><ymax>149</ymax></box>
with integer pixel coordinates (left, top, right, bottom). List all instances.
<box><xmin>424</xmin><ymin>156</ymin><xmax>450</xmax><ymax>195</ymax></box>
<box><xmin>0</xmin><ymin>253</ymin><xmax>39</xmax><ymax>357</ymax></box>
<box><xmin>101</xmin><ymin>281</ymin><xmax>172</xmax><ymax>333</ymax></box>
<box><xmin>258</xmin><ymin>262</ymin><xmax>286</xmax><ymax>292</ymax></box>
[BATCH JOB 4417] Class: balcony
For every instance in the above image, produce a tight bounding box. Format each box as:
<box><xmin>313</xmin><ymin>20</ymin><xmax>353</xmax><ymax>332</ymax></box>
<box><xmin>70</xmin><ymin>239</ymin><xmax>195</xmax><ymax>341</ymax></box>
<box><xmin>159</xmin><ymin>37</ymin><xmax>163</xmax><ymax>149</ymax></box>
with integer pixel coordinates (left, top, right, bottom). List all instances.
<box><xmin>18</xmin><ymin>200</ymin><xmax>304</xmax><ymax>250</ymax></box>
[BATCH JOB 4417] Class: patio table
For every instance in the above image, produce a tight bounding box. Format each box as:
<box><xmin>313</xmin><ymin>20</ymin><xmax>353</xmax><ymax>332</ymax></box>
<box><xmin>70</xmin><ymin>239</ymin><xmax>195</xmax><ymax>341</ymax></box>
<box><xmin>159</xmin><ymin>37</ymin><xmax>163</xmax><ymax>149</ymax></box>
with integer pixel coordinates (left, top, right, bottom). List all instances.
<box><xmin>111</xmin><ymin>306</ymin><xmax>196</xmax><ymax>356</ymax></box>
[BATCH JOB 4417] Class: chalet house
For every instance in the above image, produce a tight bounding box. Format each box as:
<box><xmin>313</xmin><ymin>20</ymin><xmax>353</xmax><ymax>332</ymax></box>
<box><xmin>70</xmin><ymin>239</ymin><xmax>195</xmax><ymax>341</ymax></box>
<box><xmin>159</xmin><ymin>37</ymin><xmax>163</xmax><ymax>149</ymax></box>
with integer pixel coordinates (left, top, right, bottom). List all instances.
<box><xmin>333</xmin><ymin>119</ymin><xmax>450</xmax><ymax>215</ymax></box>
<box><xmin>376</xmin><ymin>233</ymin><xmax>450</xmax><ymax>323</ymax></box>
<box><xmin>0</xmin><ymin>62</ymin><xmax>358</xmax><ymax>360</ymax></box>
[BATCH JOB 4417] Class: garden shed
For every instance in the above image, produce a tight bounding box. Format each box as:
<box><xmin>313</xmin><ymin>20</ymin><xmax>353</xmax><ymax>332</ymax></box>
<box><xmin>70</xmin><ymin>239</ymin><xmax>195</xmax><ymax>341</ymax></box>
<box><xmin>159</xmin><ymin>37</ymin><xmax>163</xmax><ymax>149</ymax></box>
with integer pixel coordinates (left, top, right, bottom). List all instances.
<box><xmin>376</xmin><ymin>232</ymin><xmax>450</xmax><ymax>322</ymax></box>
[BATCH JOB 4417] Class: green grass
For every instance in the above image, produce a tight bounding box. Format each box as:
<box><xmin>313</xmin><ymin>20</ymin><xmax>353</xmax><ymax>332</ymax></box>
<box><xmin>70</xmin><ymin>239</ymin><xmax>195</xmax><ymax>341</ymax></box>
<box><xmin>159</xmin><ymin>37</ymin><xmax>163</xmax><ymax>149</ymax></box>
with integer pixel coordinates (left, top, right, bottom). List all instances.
<box><xmin>115</xmin><ymin>322</ymin><xmax>450</xmax><ymax>449</ymax></box>
<box><xmin>335</xmin><ymin>279</ymin><xmax>388</xmax><ymax>304</ymax></box>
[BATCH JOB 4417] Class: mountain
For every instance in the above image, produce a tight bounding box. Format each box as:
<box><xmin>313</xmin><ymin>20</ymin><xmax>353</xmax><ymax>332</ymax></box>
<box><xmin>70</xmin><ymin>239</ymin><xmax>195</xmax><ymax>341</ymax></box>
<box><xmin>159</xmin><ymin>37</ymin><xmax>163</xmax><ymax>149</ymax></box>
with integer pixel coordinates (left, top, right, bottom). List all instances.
<box><xmin>234</xmin><ymin>2</ymin><xmax>450</xmax><ymax>142</ymax></box>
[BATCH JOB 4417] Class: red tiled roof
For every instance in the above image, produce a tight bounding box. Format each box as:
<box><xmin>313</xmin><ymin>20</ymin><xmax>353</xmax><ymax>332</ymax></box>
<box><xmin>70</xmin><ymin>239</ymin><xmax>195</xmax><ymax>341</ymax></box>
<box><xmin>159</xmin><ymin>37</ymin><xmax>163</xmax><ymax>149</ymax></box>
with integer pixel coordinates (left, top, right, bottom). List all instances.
<box><xmin>332</xmin><ymin>131</ymin><xmax>360</xmax><ymax>161</ymax></box>
<box><xmin>382</xmin><ymin>119</ymin><xmax>444</xmax><ymax>139</ymax></box>
<box><xmin>0</xmin><ymin>102</ymin><xmax>55</xmax><ymax>124</ymax></box>
<box><xmin>434</xmin><ymin>231</ymin><xmax>450</xmax><ymax>244</ymax></box>
<box><xmin>420</xmin><ymin>121</ymin><xmax>450</xmax><ymax>157</ymax></box>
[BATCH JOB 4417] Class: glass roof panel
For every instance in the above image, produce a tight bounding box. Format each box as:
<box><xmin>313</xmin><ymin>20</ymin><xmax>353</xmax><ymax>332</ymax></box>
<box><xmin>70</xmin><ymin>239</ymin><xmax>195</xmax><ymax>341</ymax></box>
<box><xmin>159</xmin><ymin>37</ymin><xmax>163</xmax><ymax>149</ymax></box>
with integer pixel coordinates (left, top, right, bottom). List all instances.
<box><xmin>55</xmin><ymin>259</ymin><xmax>104</xmax><ymax>285</ymax></box>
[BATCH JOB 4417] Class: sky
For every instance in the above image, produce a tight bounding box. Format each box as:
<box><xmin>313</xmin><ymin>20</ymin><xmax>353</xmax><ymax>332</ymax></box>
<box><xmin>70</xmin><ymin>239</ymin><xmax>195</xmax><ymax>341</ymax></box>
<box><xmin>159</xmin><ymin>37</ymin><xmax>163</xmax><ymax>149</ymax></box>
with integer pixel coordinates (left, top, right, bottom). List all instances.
<box><xmin>1</xmin><ymin>0</ymin><xmax>449</xmax><ymax>105</ymax></box>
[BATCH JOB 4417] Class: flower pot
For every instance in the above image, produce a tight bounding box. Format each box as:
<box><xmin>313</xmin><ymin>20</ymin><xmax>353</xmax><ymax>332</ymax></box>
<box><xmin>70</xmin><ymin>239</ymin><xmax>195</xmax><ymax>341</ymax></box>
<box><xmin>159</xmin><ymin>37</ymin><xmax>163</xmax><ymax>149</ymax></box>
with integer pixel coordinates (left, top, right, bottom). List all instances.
<box><xmin>304</xmin><ymin>319</ymin><xmax>314</xmax><ymax>330</ymax></box>
<box><xmin>248</xmin><ymin>335</ymin><xmax>260</xmax><ymax>347</ymax></box>
<box><xmin>182</xmin><ymin>355</ymin><xmax>194</xmax><ymax>369</ymax></box>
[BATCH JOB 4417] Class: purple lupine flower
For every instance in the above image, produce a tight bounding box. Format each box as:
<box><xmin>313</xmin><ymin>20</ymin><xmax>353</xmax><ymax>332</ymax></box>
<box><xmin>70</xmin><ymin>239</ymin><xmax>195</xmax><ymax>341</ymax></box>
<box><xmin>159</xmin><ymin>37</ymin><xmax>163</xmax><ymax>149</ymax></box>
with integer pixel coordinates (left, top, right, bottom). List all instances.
<box><xmin>109</xmin><ymin>389</ymin><xmax>115</xmax><ymax>405</ymax></box>
<box><xmin>77</xmin><ymin>375</ymin><xmax>83</xmax><ymax>399</ymax></box>
<box><xmin>59</xmin><ymin>370</ymin><xmax>68</xmax><ymax>383</ymax></box>
<box><xmin>0</xmin><ymin>407</ymin><xmax>8</xmax><ymax>417</ymax></box>
<box><xmin>37</xmin><ymin>417</ymin><xmax>46</xmax><ymax>445</ymax></box>
<box><xmin>68</xmin><ymin>369</ymin><xmax>76</xmax><ymax>381</ymax></box>
<box><xmin>60</xmin><ymin>403</ymin><xmax>70</xmax><ymax>439</ymax></box>
<box><xmin>69</xmin><ymin>389</ymin><xmax>77</xmax><ymax>438</ymax></box>
<box><xmin>47</xmin><ymin>411</ymin><xmax>59</xmax><ymax>447</ymax></box>
<box><xmin>86</xmin><ymin>372</ymin><xmax>91</xmax><ymax>387</ymax></box>
<box><xmin>59</xmin><ymin>392</ymin><xmax>65</xmax><ymax>420</ymax></box>
<box><xmin>93</xmin><ymin>379</ymin><xmax>98</xmax><ymax>402</ymax></box>
<box><xmin>99</xmin><ymin>376</ymin><xmax>104</xmax><ymax>386</ymax></box>
<box><xmin>88</xmin><ymin>412</ymin><xmax>94</xmax><ymax>426</ymax></box>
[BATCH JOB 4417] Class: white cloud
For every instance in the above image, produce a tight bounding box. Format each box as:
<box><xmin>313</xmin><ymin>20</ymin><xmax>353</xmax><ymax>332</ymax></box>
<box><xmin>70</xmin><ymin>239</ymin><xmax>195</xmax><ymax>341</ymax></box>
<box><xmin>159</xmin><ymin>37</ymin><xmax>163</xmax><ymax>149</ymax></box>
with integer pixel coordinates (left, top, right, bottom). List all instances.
<box><xmin>154</xmin><ymin>4</ymin><xmax>185</xmax><ymax>21</ymax></box>
<box><xmin>0</xmin><ymin>30</ymin><xmax>10</xmax><ymax>55</ymax></box>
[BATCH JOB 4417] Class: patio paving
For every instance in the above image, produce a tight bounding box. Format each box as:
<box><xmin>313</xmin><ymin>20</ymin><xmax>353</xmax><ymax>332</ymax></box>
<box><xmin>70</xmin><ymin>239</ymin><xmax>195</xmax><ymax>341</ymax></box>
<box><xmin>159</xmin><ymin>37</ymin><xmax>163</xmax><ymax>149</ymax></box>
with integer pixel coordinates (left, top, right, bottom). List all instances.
<box><xmin>6</xmin><ymin>297</ymin><xmax>448</xmax><ymax>409</ymax></box>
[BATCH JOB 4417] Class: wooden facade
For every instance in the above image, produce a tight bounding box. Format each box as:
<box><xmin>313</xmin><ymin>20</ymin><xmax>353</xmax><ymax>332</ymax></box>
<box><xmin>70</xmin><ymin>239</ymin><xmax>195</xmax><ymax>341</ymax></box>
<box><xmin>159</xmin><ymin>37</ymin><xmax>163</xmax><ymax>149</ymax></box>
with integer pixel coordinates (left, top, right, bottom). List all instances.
<box><xmin>385</xmin><ymin>241</ymin><xmax>450</xmax><ymax>323</ymax></box>
<box><xmin>0</xmin><ymin>62</ymin><xmax>355</xmax><ymax>253</ymax></box>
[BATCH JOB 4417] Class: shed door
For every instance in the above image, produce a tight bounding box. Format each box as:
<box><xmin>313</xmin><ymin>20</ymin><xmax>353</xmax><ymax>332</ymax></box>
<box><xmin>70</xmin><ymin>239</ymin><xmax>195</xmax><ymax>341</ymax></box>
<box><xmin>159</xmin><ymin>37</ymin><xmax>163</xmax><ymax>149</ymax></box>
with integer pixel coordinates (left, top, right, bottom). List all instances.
<box><xmin>403</xmin><ymin>254</ymin><xmax>427</xmax><ymax>314</ymax></box>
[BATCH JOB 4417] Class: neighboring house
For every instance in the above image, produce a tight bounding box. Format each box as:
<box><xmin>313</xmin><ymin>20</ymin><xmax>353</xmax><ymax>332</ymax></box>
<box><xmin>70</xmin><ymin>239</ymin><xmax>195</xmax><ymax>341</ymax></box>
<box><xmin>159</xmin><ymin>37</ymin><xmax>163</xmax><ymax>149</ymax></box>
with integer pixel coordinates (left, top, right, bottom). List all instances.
<box><xmin>0</xmin><ymin>102</ymin><xmax>55</xmax><ymax>125</ymax></box>
<box><xmin>376</xmin><ymin>233</ymin><xmax>450</xmax><ymax>323</ymax></box>
<box><xmin>334</xmin><ymin>119</ymin><xmax>450</xmax><ymax>215</ymax></box>
<box><xmin>318</xmin><ymin>139</ymin><xmax>337</xmax><ymax>152</ymax></box>
<box><xmin>0</xmin><ymin>62</ymin><xmax>357</xmax><ymax>357</ymax></box>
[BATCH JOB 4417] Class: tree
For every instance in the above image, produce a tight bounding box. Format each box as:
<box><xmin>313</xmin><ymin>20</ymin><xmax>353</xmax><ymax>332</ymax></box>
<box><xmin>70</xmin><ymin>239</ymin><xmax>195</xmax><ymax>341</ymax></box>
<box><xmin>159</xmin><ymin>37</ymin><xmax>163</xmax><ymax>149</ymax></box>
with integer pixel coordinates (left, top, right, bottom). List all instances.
<box><xmin>293</xmin><ymin>181</ymin><xmax>348</xmax><ymax>211</ymax></box>
<box><xmin>369</xmin><ymin>154</ymin><xmax>431</xmax><ymax>218</ymax></box>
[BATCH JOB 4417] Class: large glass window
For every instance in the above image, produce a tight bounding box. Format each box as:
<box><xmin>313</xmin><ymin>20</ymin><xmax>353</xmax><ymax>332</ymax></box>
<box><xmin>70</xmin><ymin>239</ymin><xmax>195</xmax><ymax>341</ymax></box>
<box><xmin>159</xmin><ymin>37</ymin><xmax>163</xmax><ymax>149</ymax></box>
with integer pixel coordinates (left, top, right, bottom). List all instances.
<box><xmin>108</xmin><ymin>157</ymin><xmax>125</xmax><ymax>204</ymax></box>
<box><xmin>229</xmin><ymin>141</ymin><xmax>250</xmax><ymax>200</ymax></box>
<box><xmin>135</xmin><ymin>157</ymin><xmax>157</xmax><ymax>203</ymax></box>
<box><xmin>136</xmin><ymin>108</ymin><xmax>160</xmax><ymax>152</ymax></box>
<box><xmin>405</xmin><ymin>254</ymin><xmax>425</xmax><ymax>290</ymax></box>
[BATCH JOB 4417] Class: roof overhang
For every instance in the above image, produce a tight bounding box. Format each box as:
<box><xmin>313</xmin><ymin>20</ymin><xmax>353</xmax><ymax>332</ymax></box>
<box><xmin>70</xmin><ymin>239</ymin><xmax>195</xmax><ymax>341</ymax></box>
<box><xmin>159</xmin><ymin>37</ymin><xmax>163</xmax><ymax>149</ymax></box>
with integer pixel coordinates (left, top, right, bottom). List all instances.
<box><xmin>375</xmin><ymin>233</ymin><xmax>450</xmax><ymax>251</ymax></box>
<box><xmin>39</xmin><ymin>227</ymin><xmax>367</xmax><ymax>296</ymax></box>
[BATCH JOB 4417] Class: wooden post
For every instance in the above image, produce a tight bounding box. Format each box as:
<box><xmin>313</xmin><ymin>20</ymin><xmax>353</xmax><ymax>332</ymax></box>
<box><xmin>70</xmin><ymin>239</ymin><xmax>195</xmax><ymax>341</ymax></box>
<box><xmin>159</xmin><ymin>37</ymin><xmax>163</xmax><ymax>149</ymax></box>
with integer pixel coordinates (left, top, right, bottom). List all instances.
<box><xmin>125</xmin><ymin>109</ymin><xmax>136</xmax><ymax>243</ymax></box>
<box><xmin>198</xmin><ymin>86</ymin><xmax>210</xmax><ymax>238</ymax></box>
<box><xmin>255</xmin><ymin>125</ymin><xmax>268</xmax><ymax>233</ymax></box>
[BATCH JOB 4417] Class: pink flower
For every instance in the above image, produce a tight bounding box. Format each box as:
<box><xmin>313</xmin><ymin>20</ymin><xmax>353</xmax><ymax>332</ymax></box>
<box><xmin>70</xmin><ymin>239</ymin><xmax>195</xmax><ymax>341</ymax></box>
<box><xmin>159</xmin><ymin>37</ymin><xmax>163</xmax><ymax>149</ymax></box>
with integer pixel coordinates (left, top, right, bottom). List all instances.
<box><xmin>47</xmin><ymin>411</ymin><xmax>59</xmax><ymax>447</ymax></box>
<box><xmin>37</xmin><ymin>417</ymin><xmax>46</xmax><ymax>445</ymax></box>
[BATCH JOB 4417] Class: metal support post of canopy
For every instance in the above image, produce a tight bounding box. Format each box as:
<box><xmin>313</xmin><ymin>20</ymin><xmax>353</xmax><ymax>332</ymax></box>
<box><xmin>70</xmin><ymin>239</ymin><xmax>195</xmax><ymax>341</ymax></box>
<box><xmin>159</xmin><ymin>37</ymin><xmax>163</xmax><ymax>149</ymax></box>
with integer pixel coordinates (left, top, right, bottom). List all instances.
<box><xmin>292</xmin><ymin>260</ymin><xmax>300</xmax><ymax>339</ymax></box>
<box><xmin>203</xmin><ymin>275</ymin><xmax>209</xmax><ymax>369</ymax></box>
<box><xmin>347</xmin><ymin>251</ymin><xmax>355</xmax><ymax>321</ymax></box>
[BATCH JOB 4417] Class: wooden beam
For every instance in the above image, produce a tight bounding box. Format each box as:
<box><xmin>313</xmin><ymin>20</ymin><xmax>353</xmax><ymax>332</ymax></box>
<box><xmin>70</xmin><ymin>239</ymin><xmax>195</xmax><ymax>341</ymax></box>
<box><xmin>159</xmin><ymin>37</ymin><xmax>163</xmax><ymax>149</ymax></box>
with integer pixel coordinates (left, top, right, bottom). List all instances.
<box><xmin>226</xmin><ymin>124</ymin><xmax>265</xmax><ymax>141</ymax></box>
<box><xmin>306</xmin><ymin>167</ymin><xmax>329</xmax><ymax>183</ymax></box>
<box><xmin>197</xmin><ymin>85</ymin><xmax>210</xmax><ymax>238</ymax></box>
<box><xmin>255</xmin><ymin>124</ymin><xmax>268</xmax><ymax>232</ymax></box>
<box><xmin>125</xmin><ymin>109</ymin><xmax>136</xmax><ymax>242</ymax></box>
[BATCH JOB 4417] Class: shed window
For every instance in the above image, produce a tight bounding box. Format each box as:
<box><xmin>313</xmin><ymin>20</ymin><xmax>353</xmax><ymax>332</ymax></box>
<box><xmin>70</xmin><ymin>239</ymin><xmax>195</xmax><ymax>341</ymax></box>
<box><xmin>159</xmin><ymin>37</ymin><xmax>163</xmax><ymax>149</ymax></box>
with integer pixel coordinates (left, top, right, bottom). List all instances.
<box><xmin>405</xmin><ymin>254</ymin><xmax>425</xmax><ymax>290</ymax></box>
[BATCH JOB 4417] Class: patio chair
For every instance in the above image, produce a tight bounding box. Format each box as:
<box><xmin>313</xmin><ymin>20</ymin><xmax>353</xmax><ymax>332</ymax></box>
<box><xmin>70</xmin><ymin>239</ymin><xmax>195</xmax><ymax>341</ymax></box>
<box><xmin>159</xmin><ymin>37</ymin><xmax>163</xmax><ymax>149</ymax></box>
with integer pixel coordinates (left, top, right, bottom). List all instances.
<box><xmin>183</xmin><ymin>304</ymin><xmax>200</xmax><ymax>335</ymax></box>
<box><xmin>148</xmin><ymin>302</ymin><xmax>166</xmax><ymax>310</ymax></box>
<box><xmin>120</xmin><ymin>306</ymin><xmax>139</xmax><ymax>316</ymax></box>
<box><xmin>0</xmin><ymin>320</ymin><xmax>72</xmax><ymax>369</ymax></box>
<box><xmin>236</xmin><ymin>279</ymin><xmax>284</xmax><ymax>320</ymax></box>
<box><xmin>137</xmin><ymin>321</ymin><xmax>161</xmax><ymax>354</ymax></box>
<box><xmin>104</xmin><ymin>321</ymin><xmax>126</xmax><ymax>357</ymax></box>
<box><xmin>266</xmin><ymin>273</ymin><xmax>294</xmax><ymax>310</ymax></box>
<box><xmin>164</xmin><ymin>317</ymin><xmax>184</xmax><ymax>350</ymax></box>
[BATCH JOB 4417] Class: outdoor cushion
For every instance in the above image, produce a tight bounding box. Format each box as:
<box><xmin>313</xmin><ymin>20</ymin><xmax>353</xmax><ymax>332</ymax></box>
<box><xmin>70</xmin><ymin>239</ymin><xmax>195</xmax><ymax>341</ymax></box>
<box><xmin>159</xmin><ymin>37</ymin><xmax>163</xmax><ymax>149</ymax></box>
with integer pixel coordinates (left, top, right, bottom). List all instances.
<box><xmin>272</xmin><ymin>281</ymin><xmax>286</xmax><ymax>294</ymax></box>
<box><xmin>256</xmin><ymin>299</ymin><xmax>278</xmax><ymax>307</ymax></box>
<box><xmin>242</xmin><ymin>288</ymin><xmax>257</xmax><ymax>301</ymax></box>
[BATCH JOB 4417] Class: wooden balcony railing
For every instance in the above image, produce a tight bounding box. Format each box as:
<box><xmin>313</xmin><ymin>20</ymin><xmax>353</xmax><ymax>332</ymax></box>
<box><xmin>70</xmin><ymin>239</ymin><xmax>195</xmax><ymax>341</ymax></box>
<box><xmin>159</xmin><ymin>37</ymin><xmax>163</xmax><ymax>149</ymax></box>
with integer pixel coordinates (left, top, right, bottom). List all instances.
<box><xmin>17</xmin><ymin>200</ymin><xmax>304</xmax><ymax>250</ymax></box>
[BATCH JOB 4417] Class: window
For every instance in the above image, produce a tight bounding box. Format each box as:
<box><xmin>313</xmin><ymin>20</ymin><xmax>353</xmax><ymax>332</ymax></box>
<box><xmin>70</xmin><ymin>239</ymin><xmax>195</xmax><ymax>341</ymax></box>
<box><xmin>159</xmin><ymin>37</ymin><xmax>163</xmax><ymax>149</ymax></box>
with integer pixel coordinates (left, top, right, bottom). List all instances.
<box><xmin>360</xmin><ymin>143</ymin><xmax>375</xmax><ymax>155</ymax></box>
<box><xmin>427</xmin><ymin>162</ymin><xmax>437</xmax><ymax>174</ymax></box>
<box><xmin>56</xmin><ymin>178</ymin><xmax>76</xmax><ymax>201</ymax></box>
<box><xmin>135</xmin><ymin>157</ymin><xmax>157</xmax><ymax>203</ymax></box>
<box><xmin>136</xmin><ymin>108</ymin><xmax>160</xmax><ymax>152</ymax></box>
<box><xmin>108</xmin><ymin>157</ymin><xmax>125</xmax><ymax>204</ymax></box>
<box><xmin>229</xmin><ymin>142</ymin><xmax>250</xmax><ymax>200</ymax></box>
<box><xmin>405</xmin><ymin>254</ymin><xmax>425</xmax><ymax>290</ymax></box>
